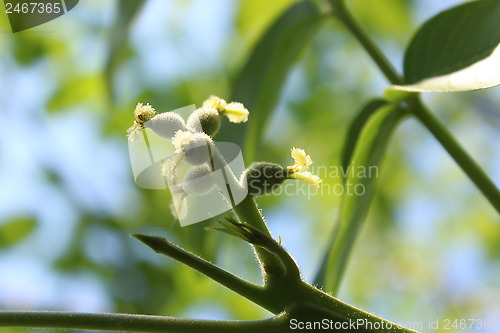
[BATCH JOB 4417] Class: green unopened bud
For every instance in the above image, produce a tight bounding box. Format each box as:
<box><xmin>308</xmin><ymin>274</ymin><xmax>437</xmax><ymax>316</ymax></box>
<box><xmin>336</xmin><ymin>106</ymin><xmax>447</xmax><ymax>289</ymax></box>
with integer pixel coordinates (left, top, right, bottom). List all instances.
<box><xmin>241</xmin><ymin>162</ymin><xmax>289</xmax><ymax>196</ymax></box>
<box><xmin>182</xmin><ymin>164</ymin><xmax>215</xmax><ymax>195</ymax></box>
<box><xmin>187</xmin><ymin>107</ymin><xmax>221</xmax><ymax>136</ymax></box>
<box><xmin>144</xmin><ymin>112</ymin><xmax>186</xmax><ymax>139</ymax></box>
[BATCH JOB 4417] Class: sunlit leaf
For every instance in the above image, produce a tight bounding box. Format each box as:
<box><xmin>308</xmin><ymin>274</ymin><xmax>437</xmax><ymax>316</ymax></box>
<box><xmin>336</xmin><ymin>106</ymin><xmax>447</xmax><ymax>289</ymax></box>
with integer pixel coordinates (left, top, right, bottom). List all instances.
<box><xmin>47</xmin><ymin>75</ymin><xmax>105</xmax><ymax>112</ymax></box>
<box><xmin>0</xmin><ymin>217</ymin><xmax>37</xmax><ymax>248</ymax></box>
<box><xmin>230</xmin><ymin>1</ymin><xmax>324</xmax><ymax>161</ymax></box>
<box><xmin>314</xmin><ymin>103</ymin><xmax>406</xmax><ymax>293</ymax></box>
<box><xmin>348</xmin><ymin>0</ymin><xmax>412</xmax><ymax>40</ymax></box>
<box><xmin>235</xmin><ymin>0</ymin><xmax>295</xmax><ymax>49</ymax></box>
<box><xmin>395</xmin><ymin>0</ymin><xmax>500</xmax><ymax>92</ymax></box>
<box><xmin>12</xmin><ymin>33</ymin><xmax>45</xmax><ymax>66</ymax></box>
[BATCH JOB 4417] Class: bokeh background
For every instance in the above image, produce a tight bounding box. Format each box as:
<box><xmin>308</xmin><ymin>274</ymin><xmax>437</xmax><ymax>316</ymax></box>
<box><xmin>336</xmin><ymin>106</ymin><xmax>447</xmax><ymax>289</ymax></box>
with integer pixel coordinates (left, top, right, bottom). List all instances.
<box><xmin>0</xmin><ymin>0</ymin><xmax>499</xmax><ymax>332</ymax></box>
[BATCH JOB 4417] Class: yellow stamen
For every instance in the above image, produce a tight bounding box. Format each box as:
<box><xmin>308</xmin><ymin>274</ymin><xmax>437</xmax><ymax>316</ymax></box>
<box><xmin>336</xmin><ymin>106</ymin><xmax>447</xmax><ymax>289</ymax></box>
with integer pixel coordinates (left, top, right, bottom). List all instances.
<box><xmin>286</xmin><ymin>148</ymin><xmax>321</xmax><ymax>190</ymax></box>
<box><xmin>221</xmin><ymin>102</ymin><xmax>249</xmax><ymax>123</ymax></box>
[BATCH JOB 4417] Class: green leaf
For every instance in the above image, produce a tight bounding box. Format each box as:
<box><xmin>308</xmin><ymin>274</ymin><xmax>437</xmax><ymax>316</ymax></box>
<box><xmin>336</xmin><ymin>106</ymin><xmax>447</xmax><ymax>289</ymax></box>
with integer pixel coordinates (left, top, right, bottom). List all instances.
<box><xmin>47</xmin><ymin>75</ymin><xmax>105</xmax><ymax>112</ymax></box>
<box><xmin>0</xmin><ymin>217</ymin><xmax>37</xmax><ymax>249</ymax></box>
<box><xmin>395</xmin><ymin>0</ymin><xmax>500</xmax><ymax>92</ymax></box>
<box><xmin>340</xmin><ymin>99</ymin><xmax>387</xmax><ymax>174</ymax></box>
<box><xmin>104</xmin><ymin>0</ymin><xmax>146</xmax><ymax>99</ymax></box>
<box><xmin>12</xmin><ymin>33</ymin><xmax>45</xmax><ymax>66</ymax></box>
<box><xmin>348</xmin><ymin>0</ymin><xmax>412</xmax><ymax>41</ymax></box>
<box><xmin>229</xmin><ymin>1</ymin><xmax>324</xmax><ymax>161</ymax></box>
<box><xmin>314</xmin><ymin>103</ymin><xmax>406</xmax><ymax>293</ymax></box>
<box><xmin>235</xmin><ymin>0</ymin><xmax>296</xmax><ymax>49</ymax></box>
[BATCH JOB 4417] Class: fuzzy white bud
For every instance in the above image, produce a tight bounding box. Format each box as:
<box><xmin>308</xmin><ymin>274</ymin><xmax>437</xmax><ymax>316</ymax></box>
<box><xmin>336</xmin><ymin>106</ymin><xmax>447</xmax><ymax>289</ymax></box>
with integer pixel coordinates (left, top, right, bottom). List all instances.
<box><xmin>182</xmin><ymin>164</ymin><xmax>215</xmax><ymax>195</ymax></box>
<box><xmin>144</xmin><ymin>112</ymin><xmax>186</xmax><ymax>140</ymax></box>
<box><xmin>187</xmin><ymin>107</ymin><xmax>221</xmax><ymax>136</ymax></box>
<box><xmin>172</xmin><ymin>130</ymin><xmax>214</xmax><ymax>165</ymax></box>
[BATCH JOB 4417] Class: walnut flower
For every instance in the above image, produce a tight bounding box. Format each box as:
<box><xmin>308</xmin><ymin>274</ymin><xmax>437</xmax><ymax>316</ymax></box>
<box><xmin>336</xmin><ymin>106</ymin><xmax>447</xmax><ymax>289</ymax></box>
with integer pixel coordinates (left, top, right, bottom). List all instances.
<box><xmin>202</xmin><ymin>95</ymin><xmax>249</xmax><ymax>123</ymax></box>
<box><xmin>127</xmin><ymin>102</ymin><xmax>156</xmax><ymax>142</ymax></box>
<box><xmin>287</xmin><ymin>148</ymin><xmax>321</xmax><ymax>190</ymax></box>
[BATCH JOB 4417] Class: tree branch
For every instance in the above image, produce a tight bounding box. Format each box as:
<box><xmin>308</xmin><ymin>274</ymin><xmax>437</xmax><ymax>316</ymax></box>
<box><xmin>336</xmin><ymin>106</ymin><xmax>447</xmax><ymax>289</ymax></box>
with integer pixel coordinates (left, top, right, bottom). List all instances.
<box><xmin>0</xmin><ymin>311</ymin><xmax>286</xmax><ymax>333</ymax></box>
<box><xmin>131</xmin><ymin>234</ymin><xmax>283</xmax><ymax>313</ymax></box>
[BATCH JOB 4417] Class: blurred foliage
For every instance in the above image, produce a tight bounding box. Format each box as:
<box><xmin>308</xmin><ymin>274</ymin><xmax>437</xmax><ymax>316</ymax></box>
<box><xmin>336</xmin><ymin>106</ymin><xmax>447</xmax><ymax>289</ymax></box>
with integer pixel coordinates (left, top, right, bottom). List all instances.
<box><xmin>47</xmin><ymin>75</ymin><xmax>106</xmax><ymax>112</ymax></box>
<box><xmin>0</xmin><ymin>217</ymin><xmax>37</xmax><ymax>249</ymax></box>
<box><xmin>230</xmin><ymin>0</ymin><xmax>324</xmax><ymax>160</ymax></box>
<box><xmin>0</xmin><ymin>0</ymin><xmax>499</xmax><ymax>332</ymax></box>
<box><xmin>104</xmin><ymin>0</ymin><xmax>146</xmax><ymax>99</ymax></box>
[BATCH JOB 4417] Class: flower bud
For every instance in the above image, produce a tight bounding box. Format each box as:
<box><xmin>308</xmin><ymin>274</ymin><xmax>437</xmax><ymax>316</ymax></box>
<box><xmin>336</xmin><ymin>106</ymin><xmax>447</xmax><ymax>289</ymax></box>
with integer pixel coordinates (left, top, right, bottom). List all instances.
<box><xmin>182</xmin><ymin>164</ymin><xmax>215</xmax><ymax>195</ymax></box>
<box><xmin>144</xmin><ymin>112</ymin><xmax>186</xmax><ymax>140</ymax></box>
<box><xmin>187</xmin><ymin>107</ymin><xmax>221</xmax><ymax>136</ymax></box>
<box><xmin>241</xmin><ymin>162</ymin><xmax>289</xmax><ymax>196</ymax></box>
<box><xmin>184</xmin><ymin>137</ymin><xmax>212</xmax><ymax>165</ymax></box>
<box><xmin>172</xmin><ymin>131</ymin><xmax>213</xmax><ymax>166</ymax></box>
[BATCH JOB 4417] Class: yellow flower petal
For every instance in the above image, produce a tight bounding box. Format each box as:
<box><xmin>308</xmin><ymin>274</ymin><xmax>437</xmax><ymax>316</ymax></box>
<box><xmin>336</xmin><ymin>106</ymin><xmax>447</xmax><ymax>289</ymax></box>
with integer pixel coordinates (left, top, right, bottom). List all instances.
<box><xmin>288</xmin><ymin>148</ymin><xmax>313</xmax><ymax>173</ymax></box>
<box><xmin>202</xmin><ymin>95</ymin><xmax>227</xmax><ymax>112</ymax></box>
<box><xmin>289</xmin><ymin>171</ymin><xmax>321</xmax><ymax>191</ymax></box>
<box><xmin>221</xmin><ymin>102</ymin><xmax>249</xmax><ymax>123</ymax></box>
<box><xmin>286</xmin><ymin>147</ymin><xmax>320</xmax><ymax>190</ymax></box>
<box><xmin>290</xmin><ymin>148</ymin><xmax>312</xmax><ymax>171</ymax></box>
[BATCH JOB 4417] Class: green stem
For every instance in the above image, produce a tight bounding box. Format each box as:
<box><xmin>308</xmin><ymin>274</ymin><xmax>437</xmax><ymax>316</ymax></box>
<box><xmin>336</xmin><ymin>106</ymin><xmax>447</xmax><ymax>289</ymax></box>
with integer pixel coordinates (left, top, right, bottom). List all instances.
<box><xmin>324</xmin><ymin>0</ymin><xmax>499</xmax><ymax>298</ymax></box>
<box><xmin>410</xmin><ymin>98</ymin><xmax>500</xmax><ymax>213</ymax></box>
<box><xmin>260</xmin><ymin>233</ymin><xmax>302</xmax><ymax>282</ymax></box>
<box><xmin>328</xmin><ymin>0</ymin><xmax>403</xmax><ymax>85</ymax></box>
<box><xmin>328</xmin><ymin>0</ymin><xmax>500</xmax><ymax>212</ymax></box>
<box><xmin>209</xmin><ymin>144</ymin><xmax>237</xmax><ymax>208</ymax></box>
<box><xmin>206</xmin><ymin>145</ymin><xmax>291</xmax><ymax>285</ymax></box>
<box><xmin>233</xmin><ymin>195</ymin><xmax>270</xmax><ymax>236</ymax></box>
<box><xmin>222</xmin><ymin>221</ymin><xmax>302</xmax><ymax>283</ymax></box>
<box><xmin>142</xmin><ymin>130</ymin><xmax>169</xmax><ymax>188</ymax></box>
<box><xmin>0</xmin><ymin>311</ymin><xmax>285</xmax><ymax>333</ymax></box>
<box><xmin>130</xmin><ymin>234</ymin><xmax>283</xmax><ymax>312</ymax></box>
<box><xmin>282</xmin><ymin>282</ymin><xmax>419</xmax><ymax>333</ymax></box>
<box><xmin>142</xmin><ymin>130</ymin><xmax>155</xmax><ymax>163</ymax></box>
<box><xmin>232</xmin><ymin>195</ymin><xmax>292</xmax><ymax>283</ymax></box>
